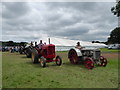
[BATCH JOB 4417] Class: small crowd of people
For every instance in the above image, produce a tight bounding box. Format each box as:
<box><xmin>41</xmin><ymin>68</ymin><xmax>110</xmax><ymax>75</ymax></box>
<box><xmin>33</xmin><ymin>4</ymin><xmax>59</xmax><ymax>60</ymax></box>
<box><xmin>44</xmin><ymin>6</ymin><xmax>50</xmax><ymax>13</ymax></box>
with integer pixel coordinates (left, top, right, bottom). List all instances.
<box><xmin>0</xmin><ymin>46</ymin><xmax>21</xmax><ymax>53</ymax></box>
<box><xmin>0</xmin><ymin>40</ymin><xmax>83</xmax><ymax>53</ymax></box>
<box><xmin>30</xmin><ymin>40</ymin><xmax>46</xmax><ymax>49</ymax></box>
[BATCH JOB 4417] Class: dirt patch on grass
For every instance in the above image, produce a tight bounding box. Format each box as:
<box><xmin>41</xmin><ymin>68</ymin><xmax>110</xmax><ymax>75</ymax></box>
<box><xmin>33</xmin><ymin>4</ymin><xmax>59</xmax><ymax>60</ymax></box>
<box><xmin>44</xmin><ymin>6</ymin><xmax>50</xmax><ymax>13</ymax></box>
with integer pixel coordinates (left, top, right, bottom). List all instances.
<box><xmin>57</xmin><ymin>52</ymin><xmax>119</xmax><ymax>59</ymax></box>
<box><xmin>102</xmin><ymin>53</ymin><xmax>119</xmax><ymax>59</ymax></box>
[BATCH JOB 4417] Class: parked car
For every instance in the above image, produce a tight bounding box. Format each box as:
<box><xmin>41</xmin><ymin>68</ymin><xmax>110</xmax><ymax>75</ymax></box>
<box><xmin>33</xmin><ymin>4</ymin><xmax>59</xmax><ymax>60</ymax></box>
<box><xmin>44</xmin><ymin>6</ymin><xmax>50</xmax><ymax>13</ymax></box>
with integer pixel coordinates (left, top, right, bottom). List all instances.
<box><xmin>108</xmin><ymin>44</ymin><xmax>120</xmax><ymax>49</ymax></box>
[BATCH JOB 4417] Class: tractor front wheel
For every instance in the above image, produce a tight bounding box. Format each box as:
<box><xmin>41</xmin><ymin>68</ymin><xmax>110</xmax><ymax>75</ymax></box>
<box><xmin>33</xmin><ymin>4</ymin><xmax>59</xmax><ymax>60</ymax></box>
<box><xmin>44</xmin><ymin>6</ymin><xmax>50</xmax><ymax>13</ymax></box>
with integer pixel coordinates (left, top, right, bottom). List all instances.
<box><xmin>84</xmin><ymin>58</ymin><xmax>94</xmax><ymax>69</ymax></box>
<box><xmin>99</xmin><ymin>56</ymin><xmax>107</xmax><ymax>67</ymax></box>
<box><xmin>56</xmin><ymin>56</ymin><xmax>62</xmax><ymax>66</ymax></box>
<box><xmin>40</xmin><ymin>56</ymin><xmax>46</xmax><ymax>67</ymax></box>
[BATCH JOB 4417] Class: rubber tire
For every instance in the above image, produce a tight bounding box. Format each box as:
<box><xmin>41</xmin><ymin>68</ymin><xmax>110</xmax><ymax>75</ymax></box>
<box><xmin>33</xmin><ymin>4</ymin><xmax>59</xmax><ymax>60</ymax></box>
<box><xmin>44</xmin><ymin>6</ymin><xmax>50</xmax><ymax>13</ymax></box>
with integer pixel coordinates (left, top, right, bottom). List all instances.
<box><xmin>26</xmin><ymin>47</ymin><xmax>32</xmax><ymax>58</ymax></box>
<box><xmin>68</xmin><ymin>49</ymin><xmax>79</xmax><ymax>64</ymax></box>
<box><xmin>40</xmin><ymin>56</ymin><xmax>46</xmax><ymax>67</ymax></box>
<box><xmin>19</xmin><ymin>51</ymin><xmax>23</xmax><ymax>54</ymax></box>
<box><xmin>31</xmin><ymin>48</ymin><xmax>39</xmax><ymax>64</ymax></box>
<box><xmin>56</xmin><ymin>56</ymin><xmax>62</xmax><ymax>66</ymax></box>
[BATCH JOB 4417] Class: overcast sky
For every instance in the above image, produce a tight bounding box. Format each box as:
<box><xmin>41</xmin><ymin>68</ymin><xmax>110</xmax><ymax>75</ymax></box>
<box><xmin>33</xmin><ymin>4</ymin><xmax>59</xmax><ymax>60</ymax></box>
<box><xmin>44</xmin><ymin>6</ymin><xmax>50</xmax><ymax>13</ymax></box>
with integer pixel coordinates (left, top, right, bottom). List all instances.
<box><xmin>1</xmin><ymin>2</ymin><xmax>118</xmax><ymax>42</ymax></box>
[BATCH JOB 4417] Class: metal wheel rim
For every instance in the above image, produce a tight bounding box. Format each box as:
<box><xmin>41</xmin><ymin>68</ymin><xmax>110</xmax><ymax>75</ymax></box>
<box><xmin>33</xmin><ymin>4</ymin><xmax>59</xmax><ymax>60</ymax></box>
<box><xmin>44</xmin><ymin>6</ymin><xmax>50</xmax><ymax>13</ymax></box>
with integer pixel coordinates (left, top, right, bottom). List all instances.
<box><xmin>56</xmin><ymin>58</ymin><xmax>61</xmax><ymax>64</ymax></box>
<box><xmin>100</xmin><ymin>57</ymin><xmax>107</xmax><ymax>66</ymax></box>
<box><xmin>85</xmin><ymin>60</ymin><xmax>94</xmax><ymax>69</ymax></box>
<box><xmin>69</xmin><ymin>50</ymin><xmax>78</xmax><ymax>64</ymax></box>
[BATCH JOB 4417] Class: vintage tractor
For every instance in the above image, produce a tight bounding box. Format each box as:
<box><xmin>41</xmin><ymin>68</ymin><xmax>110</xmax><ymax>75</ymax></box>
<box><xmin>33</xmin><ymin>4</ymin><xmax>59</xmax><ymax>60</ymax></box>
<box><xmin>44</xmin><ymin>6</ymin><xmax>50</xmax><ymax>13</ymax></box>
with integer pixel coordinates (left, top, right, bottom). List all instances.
<box><xmin>31</xmin><ymin>42</ymin><xmax>62</xmax><ymax>67</ymax></box>
<box><xmin>23</xmin><ymin>42</ymin><xmax>36</xmax><ymax>58</ymax></box>
<box><xmin>24</xmin><ymin>45</ymin><xmax>33</xmax><ymax>58</ymax></box>
<box><xmin>68</xmin><ymin>48</ymin><xmax>107</xmax><ymax>69</ymax></box>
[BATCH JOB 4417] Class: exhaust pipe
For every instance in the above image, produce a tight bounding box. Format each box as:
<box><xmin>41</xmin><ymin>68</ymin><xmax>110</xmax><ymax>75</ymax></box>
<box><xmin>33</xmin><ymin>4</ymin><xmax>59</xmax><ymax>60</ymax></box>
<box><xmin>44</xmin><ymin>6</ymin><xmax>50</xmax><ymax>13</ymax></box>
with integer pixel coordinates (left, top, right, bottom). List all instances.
<box><xmin>48</xmin><ymin>38</ymin><xmax>50</xmax><ymax>44</ymax></box>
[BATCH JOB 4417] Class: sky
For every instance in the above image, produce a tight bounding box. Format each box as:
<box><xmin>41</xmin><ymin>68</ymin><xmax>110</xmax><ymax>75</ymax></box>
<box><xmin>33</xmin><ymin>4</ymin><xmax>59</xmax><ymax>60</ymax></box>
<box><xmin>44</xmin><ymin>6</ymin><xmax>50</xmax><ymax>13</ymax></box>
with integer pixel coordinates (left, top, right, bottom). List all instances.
<box><xmin>1</xmin><ymin>1</ymin><xmax>118</xmax><ymax>42</ymax></box>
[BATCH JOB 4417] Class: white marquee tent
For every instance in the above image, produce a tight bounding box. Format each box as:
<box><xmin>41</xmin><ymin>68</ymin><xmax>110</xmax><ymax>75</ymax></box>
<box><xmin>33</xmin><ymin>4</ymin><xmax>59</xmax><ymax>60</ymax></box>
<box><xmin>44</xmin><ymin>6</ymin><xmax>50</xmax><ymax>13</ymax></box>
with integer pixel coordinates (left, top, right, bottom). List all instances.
<box><xmin>34</xmin><ymin>37</ymin><xmax>107</xmax><ymax>51</ymax></box>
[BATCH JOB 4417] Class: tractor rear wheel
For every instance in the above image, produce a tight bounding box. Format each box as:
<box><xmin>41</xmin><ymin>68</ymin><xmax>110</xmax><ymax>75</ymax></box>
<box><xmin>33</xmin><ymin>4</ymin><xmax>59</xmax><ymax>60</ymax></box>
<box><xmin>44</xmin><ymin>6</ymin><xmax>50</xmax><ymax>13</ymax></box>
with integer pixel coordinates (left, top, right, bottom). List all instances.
<box><xmin>68</xmin><ymin>49</ymin><xmax>79</xmax><ymax>64</ymax></box>
<box><xmin>56</xmin><ymin>56</ymin><xmax>62</xmax><ymax>66</ymax></box>
<box><xmin>40</xmin><ymin>56</ymin><xmax>46</xmax><ymax>67</ymax></box>
<box><xmin>31</xmin><ymin>48</ymin><xmax>39</xmax><ymax>63</ymax></box>
<box><xmin>99</xmin><ymin>56</ymin><xmax>107</xmax><ymax>67</ymax></box>
<box><xmin>84</xmin><ymin>58</ymin><xmax>94</xmax><ymax>69</ymax></box>
<box><xmin>26</xmin><ymin>48</ymin><xmax>32</xmax><ymax>58</ymax></box>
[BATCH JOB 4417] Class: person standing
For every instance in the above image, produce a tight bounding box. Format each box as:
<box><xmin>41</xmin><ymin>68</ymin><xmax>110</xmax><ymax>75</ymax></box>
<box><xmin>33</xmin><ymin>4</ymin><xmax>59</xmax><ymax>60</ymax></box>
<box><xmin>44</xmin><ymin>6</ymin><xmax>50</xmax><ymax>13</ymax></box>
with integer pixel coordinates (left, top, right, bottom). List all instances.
<box><xmin>75</xmin><ymin>42</ymin><xmax>82</xmax><ymax>49</ymax></box>
<box><xmin>35</xmin><ymin>42</ymin><xmax>38</xmax><ymax>48</ymax></box>
<box><xmin>30</xmin><ymin>41</ymin><xmax>33</xmax><ymax>47</ymax></box>
<box><xmin>38</xmin><ymin>40</ymin><xmax>43</xmax><ymax>49</ymax></box>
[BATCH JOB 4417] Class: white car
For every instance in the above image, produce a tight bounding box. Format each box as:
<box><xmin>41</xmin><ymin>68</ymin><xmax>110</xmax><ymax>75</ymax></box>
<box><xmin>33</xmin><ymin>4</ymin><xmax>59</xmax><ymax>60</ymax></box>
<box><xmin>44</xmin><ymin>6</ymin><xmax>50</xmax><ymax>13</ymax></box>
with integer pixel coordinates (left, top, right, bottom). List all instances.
<box><xmin>108</xmin><ymin>44</ymin><xmax>120</xmax><ymax>49</ymax></box>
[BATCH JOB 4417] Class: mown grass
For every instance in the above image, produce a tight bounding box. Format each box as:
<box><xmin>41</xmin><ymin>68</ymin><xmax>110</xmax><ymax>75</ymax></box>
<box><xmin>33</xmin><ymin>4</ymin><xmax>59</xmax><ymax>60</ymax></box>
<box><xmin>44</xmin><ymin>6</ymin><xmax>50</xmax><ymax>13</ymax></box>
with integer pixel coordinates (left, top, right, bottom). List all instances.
<box><xmin>0</xmin><ymin>52</ymin><xmax>2</xmax><ymax>89</ymax></box>
<box><xmin>100</xmin><ymin>48</ymin><xmax>120</xmax><ymax>53</ymax></box>
<box><xmin>2</xmin><ymin>51</ymin><xmax>119</xmax><ymax>88</ymax></box>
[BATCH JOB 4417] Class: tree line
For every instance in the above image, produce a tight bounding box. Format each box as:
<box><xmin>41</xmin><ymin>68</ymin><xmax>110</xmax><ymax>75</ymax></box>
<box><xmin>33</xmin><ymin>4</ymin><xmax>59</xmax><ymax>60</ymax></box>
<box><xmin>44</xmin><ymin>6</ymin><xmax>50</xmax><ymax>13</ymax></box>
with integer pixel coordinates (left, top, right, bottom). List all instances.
<box><xmin>0</xmin><ymin>41</ymin><xmax>28</xmax><ymax>47</ymax></box>
<box><xmin>108</xmin><ymin>1</ymin><xmax>120</xmax><ymax>44</ymax></box>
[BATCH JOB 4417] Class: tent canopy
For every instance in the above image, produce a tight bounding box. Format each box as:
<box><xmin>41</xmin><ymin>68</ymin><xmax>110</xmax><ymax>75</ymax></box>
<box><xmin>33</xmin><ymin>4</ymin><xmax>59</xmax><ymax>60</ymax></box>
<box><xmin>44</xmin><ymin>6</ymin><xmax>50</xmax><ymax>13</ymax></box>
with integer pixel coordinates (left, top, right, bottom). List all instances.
<box><xmin>35</xmin><ymin>37</ymin><xmax>107</xmax><ymax>47</ymax></box>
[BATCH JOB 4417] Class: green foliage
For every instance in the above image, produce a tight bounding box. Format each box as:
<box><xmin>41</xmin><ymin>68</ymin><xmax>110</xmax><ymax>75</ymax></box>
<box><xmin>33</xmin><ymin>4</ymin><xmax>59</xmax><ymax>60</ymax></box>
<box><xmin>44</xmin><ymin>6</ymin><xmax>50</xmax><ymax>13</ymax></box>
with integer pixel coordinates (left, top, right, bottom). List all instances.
<box><xmin>92</xmin><ymin>41</ymin><xmax>107</xmax><ymax>45</ymax></box>
<box><xmin>111</xmin><ymin>1</ymin><xmax>120</xmax><ymax>17</ymax></box>
<box><xmin>107</xmin><ymin>27</ymin><xmax>120</xmax><ymax>44</ymax></box>
<box><xmin>1</xmin><ymin>41</ymin><xmax>28</xmax><ymax>46</ymax></box>
<box><xmin>109</xmin><ymin>2</ymin><xmax>120</xmax><ymax>44</ymax></box>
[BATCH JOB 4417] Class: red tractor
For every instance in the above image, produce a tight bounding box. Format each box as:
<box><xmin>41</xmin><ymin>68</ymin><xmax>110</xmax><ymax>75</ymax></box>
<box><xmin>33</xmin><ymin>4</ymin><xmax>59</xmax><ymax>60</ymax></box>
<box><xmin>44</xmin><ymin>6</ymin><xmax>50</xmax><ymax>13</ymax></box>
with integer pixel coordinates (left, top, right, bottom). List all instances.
<box><xmin>31</xmin><ymin>42</ymin><xmax>62</xmax><ymax>67</ymax></box>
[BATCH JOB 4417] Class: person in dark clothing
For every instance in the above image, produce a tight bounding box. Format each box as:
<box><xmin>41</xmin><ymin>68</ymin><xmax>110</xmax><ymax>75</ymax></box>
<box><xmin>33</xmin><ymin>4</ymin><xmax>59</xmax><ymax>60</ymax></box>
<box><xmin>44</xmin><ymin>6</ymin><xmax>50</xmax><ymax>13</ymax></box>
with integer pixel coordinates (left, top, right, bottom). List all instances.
<box><xmin>35</xmin><ymin>42</ymin><xmax>38</xmax><ymax>48</ymax></box>
<box><xmin>75</xmin><ymin>42</ymin><xmax>82</xmax><ymax>49</ymax></box>
<box><xmin>38</xmin><ymin>40</ymin><xmax>43</xmax><ymax>49</ymax></box>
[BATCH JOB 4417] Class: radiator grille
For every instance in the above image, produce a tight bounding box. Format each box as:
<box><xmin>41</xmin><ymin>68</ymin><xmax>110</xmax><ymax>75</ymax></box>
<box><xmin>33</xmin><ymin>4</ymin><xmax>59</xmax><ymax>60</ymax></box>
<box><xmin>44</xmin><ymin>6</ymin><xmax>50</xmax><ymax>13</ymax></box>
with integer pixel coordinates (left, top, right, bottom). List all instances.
<box><xmin>48</xmin><ymin>46</ymin><xmax>55</xmax><ymax>55</ymax></box>
<box><xmin>94</xmin><ymin>51</ymin><xmax>100</xmax><ymax>60</ymax></box>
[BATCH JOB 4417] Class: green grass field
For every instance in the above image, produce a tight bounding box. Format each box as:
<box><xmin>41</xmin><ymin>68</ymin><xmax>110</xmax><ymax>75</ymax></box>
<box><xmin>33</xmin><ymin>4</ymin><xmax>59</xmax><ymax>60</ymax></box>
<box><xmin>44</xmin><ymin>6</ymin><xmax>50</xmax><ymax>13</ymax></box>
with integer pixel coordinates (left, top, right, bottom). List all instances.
<box><xmin>100</xmin><ymin>48</ymin><xmax>120</xmax><ymax>53</ymax></box>
<box><xmin>0</xmin><ymin>52</ymin><xmax>2</xmax><ymax>89</ymax></box>
<box><xmin>2</xmin><ymin>49</ymin><xmax>119</xmax><ymax>88</ymax></box>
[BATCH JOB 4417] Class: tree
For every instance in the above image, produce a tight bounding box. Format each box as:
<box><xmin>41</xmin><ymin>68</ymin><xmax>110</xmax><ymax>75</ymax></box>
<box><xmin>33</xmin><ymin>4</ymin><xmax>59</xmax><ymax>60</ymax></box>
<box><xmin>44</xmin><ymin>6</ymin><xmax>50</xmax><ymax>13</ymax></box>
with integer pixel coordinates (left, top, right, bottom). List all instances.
<box><xmin>19</xmin><ymin>42</ymin><xmax>27</xmax><ymax>47</ymax></box>
<box><xmin>107</xmin><ymin>27</ymin><xmax>120</xmax><ymax>44</ymax></box>
<box><xmin>7</xmin><ymin>41</ymin><xmax>14</xmax><ymax>46</ymax></box>
<box><xmin>108</xmin><ymin>1</ymin><xmax>120</xmax><ymax>44</ymax></box>
<box><xmin>111</xmin><ymin>1</ymin><xmax>120</xmax><ymax>17</ymax></box>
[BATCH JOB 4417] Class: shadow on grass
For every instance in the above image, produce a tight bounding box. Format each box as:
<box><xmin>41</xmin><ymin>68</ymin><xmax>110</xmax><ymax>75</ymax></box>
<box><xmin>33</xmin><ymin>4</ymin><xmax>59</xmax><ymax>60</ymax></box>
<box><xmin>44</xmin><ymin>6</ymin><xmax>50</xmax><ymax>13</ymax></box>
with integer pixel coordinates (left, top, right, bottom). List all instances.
<box><xmin>25</xmin><ymin>59</ymin><xmax>96</xmax><ymax>70</ymax></box>
<box><xmin>25</xmin><ymin>61</ymin><xmax>60</xmax><ymax>68</ymax></box>
<box><xmin>21</xmin><ymin>56</ymin><xmax>28</xmax><ymax>58</ymax></box>
<box><xmin>62</xmin><ymin>61</ymin><xmax>100</xmax><ymax>71</ymax></box>
<box><xmin>63</xmin><ymin>61</ymin><xmax>87</xmax><ymax>69</ymax></box>
<box><xmin>25</xmin><ymin>61</ymin><xmax>42</xmax><ymax>68</ymax></box>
